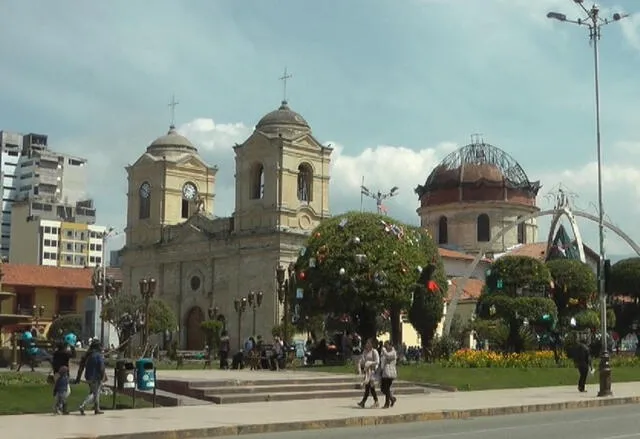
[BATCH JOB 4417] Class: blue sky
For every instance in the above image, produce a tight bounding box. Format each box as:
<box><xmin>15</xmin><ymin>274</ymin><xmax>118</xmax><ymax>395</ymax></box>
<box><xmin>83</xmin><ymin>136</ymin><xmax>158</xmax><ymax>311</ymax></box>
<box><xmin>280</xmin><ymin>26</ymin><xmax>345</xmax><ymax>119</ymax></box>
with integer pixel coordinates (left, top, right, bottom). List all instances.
<box><xmin>1</xmin><ymin>0</ymin><xmax>640</xmax><ymax>258</ymax></box>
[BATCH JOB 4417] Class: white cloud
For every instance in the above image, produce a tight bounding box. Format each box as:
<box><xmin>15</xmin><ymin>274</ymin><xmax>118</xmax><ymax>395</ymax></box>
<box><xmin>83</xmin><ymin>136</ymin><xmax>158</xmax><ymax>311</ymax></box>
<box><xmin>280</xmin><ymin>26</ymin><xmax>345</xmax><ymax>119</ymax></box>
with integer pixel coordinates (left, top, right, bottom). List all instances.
<box><xmin>174</xmin><ymin>117</ymin><xmax>640</xmax><ymax>259</ymax></box>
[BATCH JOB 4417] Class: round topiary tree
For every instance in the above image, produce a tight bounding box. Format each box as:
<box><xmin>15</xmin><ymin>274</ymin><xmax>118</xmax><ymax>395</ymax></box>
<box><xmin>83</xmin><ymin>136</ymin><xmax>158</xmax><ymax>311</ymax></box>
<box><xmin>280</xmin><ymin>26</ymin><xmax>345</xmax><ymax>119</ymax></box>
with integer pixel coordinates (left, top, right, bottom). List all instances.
<box><xmin>477</xmin><ymin>255</ymin><xmax>556</xmax><ymax>353</ymax></box>
<box><xmin>546</xmin><ymin>259</ymin><xmax>597</xmax><ymax>316</ymax></box>
<box><xmin>294</xmin><ymin>211</ymin><xmax>446</xmax><ymax>344</ymax></box>
<box><xmin>611</xmin><ymin>257</ymin><xmax>640</xmax><ymax>297</ymax></box>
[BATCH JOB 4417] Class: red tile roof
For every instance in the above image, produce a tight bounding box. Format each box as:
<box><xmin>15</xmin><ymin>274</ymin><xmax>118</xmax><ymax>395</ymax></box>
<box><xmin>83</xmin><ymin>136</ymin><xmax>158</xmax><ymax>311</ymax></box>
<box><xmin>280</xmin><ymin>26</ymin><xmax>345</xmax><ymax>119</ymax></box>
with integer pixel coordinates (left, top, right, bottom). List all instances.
<box><xmin>438</xmin><ymin>248</ymin><xmax>491</xmax><ymax>263</ymax></box>
<box><xmin>0</xmin><ymin>264</ymin><xmax>123</xmax><ymax>290</ymax></box>
<box><xmin>503</xmin><ymin>242</ymin><xmax>599</xmax><ymax>262</ymax></box>
<box><xmin>446</xmin><ymin>278</ymin><xmax>484</xmax><ymax>302</ymax></box>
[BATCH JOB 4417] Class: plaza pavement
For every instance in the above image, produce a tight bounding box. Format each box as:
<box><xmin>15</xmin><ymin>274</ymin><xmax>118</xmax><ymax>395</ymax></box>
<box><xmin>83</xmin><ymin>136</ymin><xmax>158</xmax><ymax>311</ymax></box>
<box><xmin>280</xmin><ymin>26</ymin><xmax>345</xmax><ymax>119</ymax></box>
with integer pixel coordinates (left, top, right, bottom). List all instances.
<box><xmin>3</xmin><ymin>368</ymin><xmax>640</xmax><ymax>439</ymax></box>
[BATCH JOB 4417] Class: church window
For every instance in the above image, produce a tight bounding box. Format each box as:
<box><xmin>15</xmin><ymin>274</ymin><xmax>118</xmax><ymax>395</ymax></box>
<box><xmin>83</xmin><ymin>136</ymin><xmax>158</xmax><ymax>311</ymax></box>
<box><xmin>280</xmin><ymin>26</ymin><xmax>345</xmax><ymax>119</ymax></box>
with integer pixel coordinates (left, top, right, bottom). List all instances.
<box><xmin>297</xmin><ymin>163</ymin><xmax>313</xmax><ymax>202</ymax></box>
<box><xmin>190</xmin><ymin>275</ymin><xmax>201</xmax><ymax>291</ymax></box>
<box><xmin>477</xmin><ymin>213</ymin><xmax>490</xmax><ymax>242</ymax></box>
<box><xmin>517</xmin><ymin>216</ymin><xmax>526</xmax><ymax>244</ymax></box>
<box><xmin>438</xmin><ymin>216</ymin><xmax>448</xmax><ymax>245</ymax></box>
<box><xmin>250</xmin><ymin>163</ymin><xmax>265</xmax><ymax>199</ymax></box>
<box><xmin>181</xmin><ymin>199</ymin><xmax>190</xmax><ymax>219</ymax></box>
<box><xmin>139</xmin><ymin>182</ymin><xmax>151</xmax><ymax>219</ymax></box>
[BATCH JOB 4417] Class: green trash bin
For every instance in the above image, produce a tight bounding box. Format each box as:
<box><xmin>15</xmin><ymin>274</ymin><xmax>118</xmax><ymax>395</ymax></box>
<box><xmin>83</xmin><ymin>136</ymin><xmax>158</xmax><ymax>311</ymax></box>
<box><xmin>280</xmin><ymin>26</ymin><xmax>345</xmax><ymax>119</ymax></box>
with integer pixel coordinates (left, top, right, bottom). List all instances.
<box><xmin>115</xmin><ymin>359</ymin><xmax>136</xmax><ymax>390</ymax></box>
<box><xmin>135</xmin><ymin>358</ymin><xmax>155</xmax><ymax>391</ymax></box>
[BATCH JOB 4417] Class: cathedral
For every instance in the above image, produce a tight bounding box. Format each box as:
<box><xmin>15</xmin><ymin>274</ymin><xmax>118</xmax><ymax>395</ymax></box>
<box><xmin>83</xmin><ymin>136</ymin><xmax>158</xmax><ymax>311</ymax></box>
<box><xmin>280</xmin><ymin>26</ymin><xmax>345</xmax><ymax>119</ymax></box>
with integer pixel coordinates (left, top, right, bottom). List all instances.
<box><xmin>120</xmin><ymin>100</ymin><xmax>331</xmax><ymax>350</ymax></box>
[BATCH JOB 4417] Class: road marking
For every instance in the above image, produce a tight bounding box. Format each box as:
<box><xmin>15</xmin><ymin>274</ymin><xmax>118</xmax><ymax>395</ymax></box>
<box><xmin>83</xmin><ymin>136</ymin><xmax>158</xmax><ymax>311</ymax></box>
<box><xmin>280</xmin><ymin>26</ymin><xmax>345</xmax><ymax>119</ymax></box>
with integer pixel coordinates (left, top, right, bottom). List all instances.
<box><xmin>405</xmin><ymin>412</ymin><xmax>640</xmax><ymax>439</ymax></box>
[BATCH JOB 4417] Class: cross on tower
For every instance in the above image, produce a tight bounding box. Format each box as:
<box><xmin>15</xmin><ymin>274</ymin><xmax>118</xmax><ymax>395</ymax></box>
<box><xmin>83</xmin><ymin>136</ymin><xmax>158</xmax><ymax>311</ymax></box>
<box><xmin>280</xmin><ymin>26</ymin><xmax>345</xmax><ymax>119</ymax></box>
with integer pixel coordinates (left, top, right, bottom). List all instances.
<box><xmin>168</xmin><ymin>94</ymin><xmax>180</xmax><ymax>127</ymax></box>
<box><xmin>279</xmin><ymin>67</ymin><xmax>292</xmax><ymax>103</ymax></box>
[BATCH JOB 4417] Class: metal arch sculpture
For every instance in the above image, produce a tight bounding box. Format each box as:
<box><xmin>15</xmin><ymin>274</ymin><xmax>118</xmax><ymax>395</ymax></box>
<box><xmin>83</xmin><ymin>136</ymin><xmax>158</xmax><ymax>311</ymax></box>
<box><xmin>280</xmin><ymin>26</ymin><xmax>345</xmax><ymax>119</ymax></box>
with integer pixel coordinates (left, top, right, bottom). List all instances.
<box><xmin>545</xmin><ymin>206</ymin><xmax>587</xmax><ymax>263</ymax></box>
<box><xmin>442</xmin><ymin>208</ymin><xmax>640</xmax><ymax>336</ymax></box>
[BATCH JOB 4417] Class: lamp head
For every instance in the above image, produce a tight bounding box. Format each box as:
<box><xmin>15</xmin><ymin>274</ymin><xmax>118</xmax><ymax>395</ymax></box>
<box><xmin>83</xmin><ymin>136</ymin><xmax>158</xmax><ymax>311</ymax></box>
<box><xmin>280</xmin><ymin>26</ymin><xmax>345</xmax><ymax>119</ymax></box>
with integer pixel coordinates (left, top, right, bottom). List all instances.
<box><xmin>257</xmin><ymin>291</ymin><xmax>264</xmax><ymax>306</ymax></box>
<box><xmin>546</xmin><ymin>12</ymin><xmax>567</xmax><ymax>21</ymax></box>
<box><xmin>247</xmin><ymin>291</ymin><xmax>255</xmax><ymax>306</ymax></box>
<box><xmin>233</xmin><ymin>298</ymin><xmax>240</xmax><ymax>312</ymax></box>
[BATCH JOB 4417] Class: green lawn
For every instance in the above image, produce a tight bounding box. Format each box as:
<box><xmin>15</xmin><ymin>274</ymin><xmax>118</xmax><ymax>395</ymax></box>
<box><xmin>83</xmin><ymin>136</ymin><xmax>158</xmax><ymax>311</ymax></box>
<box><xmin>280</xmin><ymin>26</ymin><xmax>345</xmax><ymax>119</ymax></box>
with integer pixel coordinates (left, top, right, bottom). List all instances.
<box><xmin>312</xmin><ymin>364</ymin><xmax>640</xmax><ymax>391</ymax></box>
<box><xmin>0</xmin><ymin>372</ymin><xmax>152</xmax><ymax>415</ymax></box>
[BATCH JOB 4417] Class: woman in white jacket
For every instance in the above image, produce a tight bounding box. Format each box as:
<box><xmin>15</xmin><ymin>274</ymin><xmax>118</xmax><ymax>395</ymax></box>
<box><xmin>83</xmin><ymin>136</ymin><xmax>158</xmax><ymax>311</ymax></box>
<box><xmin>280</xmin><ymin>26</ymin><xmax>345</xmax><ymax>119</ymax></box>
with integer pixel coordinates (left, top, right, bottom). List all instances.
<box><xmin>357</xmin><ymin>339</ymin><xmax>379</xmax><ymax>408</ymax></box>
<box><xmin>380</xmin><ymin>341</ymin><xmax>398</xmax><ymax>408</ymax></box>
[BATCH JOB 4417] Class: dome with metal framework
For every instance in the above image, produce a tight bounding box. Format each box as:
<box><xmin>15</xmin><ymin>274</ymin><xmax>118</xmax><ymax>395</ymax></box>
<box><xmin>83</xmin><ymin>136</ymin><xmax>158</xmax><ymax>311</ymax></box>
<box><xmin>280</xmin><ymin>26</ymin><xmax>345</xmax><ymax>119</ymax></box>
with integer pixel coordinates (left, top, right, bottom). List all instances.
<box><xmin>415</xmin><ymin>139</ymin><xmax>541</xmax><ymax>207</ymax></box>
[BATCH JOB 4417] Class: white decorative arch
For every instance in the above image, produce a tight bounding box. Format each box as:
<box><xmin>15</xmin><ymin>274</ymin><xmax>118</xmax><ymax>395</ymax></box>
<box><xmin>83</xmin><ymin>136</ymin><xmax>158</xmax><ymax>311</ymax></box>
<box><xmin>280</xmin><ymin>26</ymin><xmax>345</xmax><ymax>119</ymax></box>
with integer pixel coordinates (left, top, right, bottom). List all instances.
<box><xmin>442</xmin><ymin>207</ymin><xmax>640</xmax><ymax>336</ymax></box>
<box><xmin>545</xmin><ymin>207</ymin><xmax>587</xmax><ymax>263</ymax></box>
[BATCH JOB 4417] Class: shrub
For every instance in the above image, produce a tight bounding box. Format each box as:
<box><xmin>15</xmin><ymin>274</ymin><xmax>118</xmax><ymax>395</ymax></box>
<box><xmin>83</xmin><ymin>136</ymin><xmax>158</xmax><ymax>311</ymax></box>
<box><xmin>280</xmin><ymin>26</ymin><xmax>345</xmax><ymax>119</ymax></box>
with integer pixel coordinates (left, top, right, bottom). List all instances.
<box><xmin>441</xmin><ymin>349</ymin><xmax>569</xmax><ymax>368</ymax></box>
<box><xmin>0</xmin><ymin>372</ymin><xmax>48</xmax><ymax>386</ymax></box>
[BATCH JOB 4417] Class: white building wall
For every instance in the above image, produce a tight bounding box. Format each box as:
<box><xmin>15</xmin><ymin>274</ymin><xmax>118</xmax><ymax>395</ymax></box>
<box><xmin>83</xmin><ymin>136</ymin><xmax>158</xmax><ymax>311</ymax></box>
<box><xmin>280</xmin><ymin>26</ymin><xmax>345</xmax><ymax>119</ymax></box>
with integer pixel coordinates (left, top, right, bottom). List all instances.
<box><xmin>61</xmin><ymin>155</ymin><xmax>88</xmax><ymax>204</ymax></box>
<box><xmin>0</xmin><ymin>131</ymin><xmax>22</xmax><ymax>259</ymax></box>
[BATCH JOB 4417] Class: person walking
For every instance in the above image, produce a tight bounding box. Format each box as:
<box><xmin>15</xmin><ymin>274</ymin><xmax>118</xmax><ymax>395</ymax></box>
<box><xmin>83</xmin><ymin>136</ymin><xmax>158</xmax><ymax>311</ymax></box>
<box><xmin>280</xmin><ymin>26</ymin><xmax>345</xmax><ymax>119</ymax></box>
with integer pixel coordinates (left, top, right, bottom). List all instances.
<box><xmin>380</xmin><ymin>341</ymin><xmax>397</xmax><ymax>408</ymax></box>
<box><xmin>52</xmin><ymin>365</ymin><xmax>71</xmax><ymax>415</ymax></box>
<box><xmin>573</xmin><ymin>338</ymin><xmax>591</xmax><ymax>393</ymax></box>
<box><xmin>75</xmin><ymin>340</ymin><xmax>106</xmax><ymax>415</ymax></box>
<box><xmin>357</xmin><ymin>339</ymin><xmax>380</xmax><ymax>408</ymax></box>
<box><xmin>219</xmin><ymin>330</ymin><xmax>230</xmax><ymax>370</ymax></box>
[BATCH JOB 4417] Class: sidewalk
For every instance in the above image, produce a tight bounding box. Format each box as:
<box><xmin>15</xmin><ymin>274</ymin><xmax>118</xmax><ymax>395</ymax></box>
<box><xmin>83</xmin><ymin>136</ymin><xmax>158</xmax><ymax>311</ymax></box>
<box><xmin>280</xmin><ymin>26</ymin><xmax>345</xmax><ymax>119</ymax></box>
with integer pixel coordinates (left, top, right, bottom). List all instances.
<box><xmin>4</xmin><ymin>382</ymin><xmax>640</xmax><ymax>439</ymax></box>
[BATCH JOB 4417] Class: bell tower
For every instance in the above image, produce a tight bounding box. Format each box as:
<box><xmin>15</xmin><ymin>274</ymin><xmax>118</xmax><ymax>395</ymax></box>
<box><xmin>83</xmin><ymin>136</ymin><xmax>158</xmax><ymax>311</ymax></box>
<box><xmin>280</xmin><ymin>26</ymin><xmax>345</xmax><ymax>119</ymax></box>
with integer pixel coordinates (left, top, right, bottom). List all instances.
<box><xmin>233</xmin><ymin>99</ymin><xmax>331</xmax><ymax>233</ymax></box>
<box><xmin>125</xmin><ymin>125</ymin><xmax>217</xmax><ymax>247</ymax></box>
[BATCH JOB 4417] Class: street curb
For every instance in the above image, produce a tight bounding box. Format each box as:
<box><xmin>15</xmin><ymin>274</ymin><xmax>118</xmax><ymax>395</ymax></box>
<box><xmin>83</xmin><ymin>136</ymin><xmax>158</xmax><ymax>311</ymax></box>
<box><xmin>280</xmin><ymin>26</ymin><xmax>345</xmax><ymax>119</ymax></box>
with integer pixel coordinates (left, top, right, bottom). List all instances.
<box><xmin>68</xmin><ymin>395</ymin><xmax>640</xmax><ymax>439</ymax></box>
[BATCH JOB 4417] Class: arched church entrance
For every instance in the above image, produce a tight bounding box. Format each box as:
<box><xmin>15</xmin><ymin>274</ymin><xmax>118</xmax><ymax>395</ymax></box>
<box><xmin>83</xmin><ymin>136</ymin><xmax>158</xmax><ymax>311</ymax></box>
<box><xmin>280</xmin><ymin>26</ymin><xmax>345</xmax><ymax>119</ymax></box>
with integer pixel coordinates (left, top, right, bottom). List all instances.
<box><xmin>185</xmin><ymin>306</ymin><xmax>205</xmax><ymax>350</ymax></box>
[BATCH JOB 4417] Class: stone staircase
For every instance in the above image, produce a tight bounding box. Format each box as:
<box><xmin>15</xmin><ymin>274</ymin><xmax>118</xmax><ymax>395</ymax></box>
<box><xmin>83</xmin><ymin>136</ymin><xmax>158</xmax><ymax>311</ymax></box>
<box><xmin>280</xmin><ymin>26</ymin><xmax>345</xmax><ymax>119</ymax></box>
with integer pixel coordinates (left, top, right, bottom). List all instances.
<box><xmin>157</xmin><ymin>375</ymin><xmax>434</xmax><ymax>405</ymax></box>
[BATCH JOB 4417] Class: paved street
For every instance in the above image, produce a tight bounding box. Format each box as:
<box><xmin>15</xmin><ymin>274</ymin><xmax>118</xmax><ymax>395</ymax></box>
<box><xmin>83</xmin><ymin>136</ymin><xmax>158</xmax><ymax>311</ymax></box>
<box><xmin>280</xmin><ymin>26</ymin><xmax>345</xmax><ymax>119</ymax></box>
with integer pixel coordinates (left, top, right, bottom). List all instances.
<box><xmin>214</xmin><ymin>404</ymin><xmax>640</xmax><ymax>439</ymax></box>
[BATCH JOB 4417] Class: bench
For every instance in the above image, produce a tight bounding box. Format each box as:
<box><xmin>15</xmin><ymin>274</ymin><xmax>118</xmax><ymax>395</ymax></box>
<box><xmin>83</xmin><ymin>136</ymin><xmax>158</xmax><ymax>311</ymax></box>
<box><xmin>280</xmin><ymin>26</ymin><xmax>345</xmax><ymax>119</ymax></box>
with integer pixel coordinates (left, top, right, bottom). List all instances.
<box><xmin>175</xmin><ymin>350</ymin><xmax>209</xmax><ymax>369</ymax></box>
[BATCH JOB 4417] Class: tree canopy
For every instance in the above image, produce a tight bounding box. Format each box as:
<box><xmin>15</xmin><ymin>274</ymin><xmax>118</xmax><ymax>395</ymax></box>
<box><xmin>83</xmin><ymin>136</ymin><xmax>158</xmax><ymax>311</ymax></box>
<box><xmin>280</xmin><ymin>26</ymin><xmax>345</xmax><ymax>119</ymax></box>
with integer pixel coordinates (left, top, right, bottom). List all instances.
<box><xmin>294</xmin><ymin>211</ymin><xmax>446</xmax><ymax>341</ymax></box>
<box><xmin>546</xmin><ymin>258</ymin><xmax>596</xmax><ymax>313</ymax></box>
<box><xmin>610</xmin><ymin>257</ymin><xmax>640</xmax><ymax>297</ymax></box>
<box><xmin>47</xmin><ymin>314</ymin><xmax>82</xmax><ymax>341</ymax></box>
<box><xmin>478</xmin><ymin>255</ymin><xmax>556</xmax><ymax>352</ymax></box>
<box><xmin>102</xmin><ymin>294</ymin><xmax>177</xmax><ymax>348</ymax></box>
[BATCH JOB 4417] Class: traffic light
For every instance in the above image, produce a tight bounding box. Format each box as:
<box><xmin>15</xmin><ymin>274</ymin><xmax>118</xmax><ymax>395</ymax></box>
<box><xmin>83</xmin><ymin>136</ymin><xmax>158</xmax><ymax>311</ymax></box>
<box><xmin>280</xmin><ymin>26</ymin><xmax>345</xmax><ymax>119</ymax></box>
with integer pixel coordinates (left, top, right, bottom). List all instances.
<box><xmin>603</xmin><ymin>259</ymin><xmax>612</xmax><ymax>295</ymax></box>
<box><xmin>496</xmin><ymin>279</ymin><xmax>503</xmax><ymax>290</ymax></box>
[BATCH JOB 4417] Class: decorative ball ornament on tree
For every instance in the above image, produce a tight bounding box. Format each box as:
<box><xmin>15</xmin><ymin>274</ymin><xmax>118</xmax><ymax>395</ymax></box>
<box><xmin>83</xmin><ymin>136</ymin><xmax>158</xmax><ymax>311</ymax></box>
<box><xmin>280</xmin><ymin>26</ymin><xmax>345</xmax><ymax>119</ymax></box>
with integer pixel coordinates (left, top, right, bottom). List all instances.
<box><xmin>294</xmin><ymin>211</ymin><xmax>446</xmax><ymax>340</ymax></box>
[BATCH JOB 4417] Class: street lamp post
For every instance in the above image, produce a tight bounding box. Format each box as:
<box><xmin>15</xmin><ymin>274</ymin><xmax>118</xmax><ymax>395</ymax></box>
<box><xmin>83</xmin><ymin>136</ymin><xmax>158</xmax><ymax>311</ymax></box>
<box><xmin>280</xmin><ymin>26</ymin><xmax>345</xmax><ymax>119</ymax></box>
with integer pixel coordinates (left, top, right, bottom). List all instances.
<box><xmin>547</xmin><ymin>0</ymin><xmax>630</xmax><ymax>398</ymax></box>
<box><xmin>276</xmin><ymin>263</ymin><xmax>295</xmax><ymax>343</ymax></box>
<box><xmin>32</xmin><ymin>305</ymin><xmax>45</xmax><ymax>336</ymax></box>
<box><xmin>247</xmin><ymin>291</ymin><xmax>264</xmax><ymax>337</ymax></box>
<box><xmin>138</xmin><ymin>277</ymin><xmax>157</xmax><ymax>350</ymax></box>
<box><xmin>233</xmin><ymin>297</ymin><xmax>247</xmax><ymax>351</ymax></box>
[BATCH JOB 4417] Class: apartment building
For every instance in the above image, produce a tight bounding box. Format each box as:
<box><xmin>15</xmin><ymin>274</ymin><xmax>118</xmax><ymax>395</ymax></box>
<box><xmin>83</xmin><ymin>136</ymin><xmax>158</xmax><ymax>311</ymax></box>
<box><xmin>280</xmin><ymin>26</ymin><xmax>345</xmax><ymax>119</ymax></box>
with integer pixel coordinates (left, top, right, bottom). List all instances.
<box><xmin>0</xmin><ymin>131</ymin><xmax>23</xmax><ymax>259</ymax></box>
<box><xmin>0</xmin><ymin>129</ymin><xmax>96</xmax><ymax>261</ymax></box>
<box><xmin>17</xmin><ymin>143</ymin><xmax>88</xmax><ymax>205</ymax></box>
<box><xmin>9</xmin><ymin>199</ymin><xmax>106</xmax><ymax>267</ymax></box>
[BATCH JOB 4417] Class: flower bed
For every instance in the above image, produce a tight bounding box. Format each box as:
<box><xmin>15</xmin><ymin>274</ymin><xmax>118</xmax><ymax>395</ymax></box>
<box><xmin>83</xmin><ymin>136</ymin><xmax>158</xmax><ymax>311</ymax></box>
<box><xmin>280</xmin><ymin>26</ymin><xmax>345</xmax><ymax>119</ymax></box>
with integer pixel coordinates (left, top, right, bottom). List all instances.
<box><xmin>441</xmin><ymin>349</ymin><xmax>640</xmax><ymax>368</ymax></box>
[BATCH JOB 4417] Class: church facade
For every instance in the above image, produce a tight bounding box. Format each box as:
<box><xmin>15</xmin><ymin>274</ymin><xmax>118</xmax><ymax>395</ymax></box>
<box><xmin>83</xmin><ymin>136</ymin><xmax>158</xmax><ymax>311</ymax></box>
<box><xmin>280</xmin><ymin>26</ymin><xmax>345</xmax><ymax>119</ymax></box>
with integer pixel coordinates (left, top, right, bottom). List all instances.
<box><xmin>120</xmin><ymin>100</ymin><xmax>331</xmax><ymax>350</ymax></box>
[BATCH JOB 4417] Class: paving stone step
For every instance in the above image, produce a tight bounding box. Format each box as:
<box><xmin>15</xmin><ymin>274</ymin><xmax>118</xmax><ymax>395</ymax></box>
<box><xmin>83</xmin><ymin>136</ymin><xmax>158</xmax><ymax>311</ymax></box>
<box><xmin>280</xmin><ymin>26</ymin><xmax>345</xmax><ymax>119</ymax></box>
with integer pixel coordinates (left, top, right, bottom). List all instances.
<box><xmin>195</xmin><ymin>380</ymin><xmax>419</xmax><ymax>395</ymax></box>
<box><xmin>206</xmin><ymin>386</ymin><xmax>429</xmax><ymax>404</ymax></box>
<box><xmin>158</xmin><ymin>376</ymin><xmax>357</xmax><ymax>390</ymax></box>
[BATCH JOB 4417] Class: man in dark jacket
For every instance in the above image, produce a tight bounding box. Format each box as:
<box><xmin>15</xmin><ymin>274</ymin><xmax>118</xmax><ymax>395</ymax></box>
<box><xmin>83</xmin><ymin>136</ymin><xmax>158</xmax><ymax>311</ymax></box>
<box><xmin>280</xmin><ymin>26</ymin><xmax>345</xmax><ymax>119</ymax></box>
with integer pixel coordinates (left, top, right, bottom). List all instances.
<box><xmin>75</xmin><ymin>340</ymin><xmax>106</xmax><ymax>415</ymax></box>
<box><xmin>52</xmin><ymin>342</ymin><xmax>75</xmax><ymax>376</ymax></box>
<box><xmin>573</xmin><ymin>340</ymin><xmax>591</xmax><ymax>393</ymax></box>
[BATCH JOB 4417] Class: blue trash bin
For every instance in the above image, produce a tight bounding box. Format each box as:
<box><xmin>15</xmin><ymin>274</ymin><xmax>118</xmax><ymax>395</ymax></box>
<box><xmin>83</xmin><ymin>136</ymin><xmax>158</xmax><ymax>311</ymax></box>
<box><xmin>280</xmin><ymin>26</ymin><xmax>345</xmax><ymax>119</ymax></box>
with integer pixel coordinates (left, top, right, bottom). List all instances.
<box><xmin>135</xmin><ymin>358</ymin><xmax>155</xmax><ymax>391</ymax></box>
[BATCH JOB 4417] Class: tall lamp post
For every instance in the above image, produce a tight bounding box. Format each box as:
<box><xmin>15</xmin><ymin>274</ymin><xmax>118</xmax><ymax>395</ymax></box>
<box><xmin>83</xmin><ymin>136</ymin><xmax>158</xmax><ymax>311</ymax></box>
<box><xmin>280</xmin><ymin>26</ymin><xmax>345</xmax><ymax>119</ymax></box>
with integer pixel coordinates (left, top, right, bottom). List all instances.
<box><xmin>247</xmin><ymin>291</ymin><xmax>264</xmax><ymax>337</ymax></box>
<box><xmin>32</xmin><ymin>305</ymin><xmax>45</xmax><ymax>336</ymax></box>
<box><xmin>138</xmin><ymin>277</ymin><xmax>157</xmax><ymax>350</ymax></box>
<box><xmin>96</xmin><ymin>227</ymin><xmax>116</xmax><ymax>344</ymax></box>
<box><xmin>547</xmin><ymin>1</ymin><xmax>630</xmax><ymax>398</ymax></box>
<box><xmin>276</xmin><ymin>263</ymin><xmax>295</xmax><ymax>343</ymax></box>
<box><xmin>233</xmin><ymin>297</ymin><xmax>247</xmax><ymax>350</ymax></box>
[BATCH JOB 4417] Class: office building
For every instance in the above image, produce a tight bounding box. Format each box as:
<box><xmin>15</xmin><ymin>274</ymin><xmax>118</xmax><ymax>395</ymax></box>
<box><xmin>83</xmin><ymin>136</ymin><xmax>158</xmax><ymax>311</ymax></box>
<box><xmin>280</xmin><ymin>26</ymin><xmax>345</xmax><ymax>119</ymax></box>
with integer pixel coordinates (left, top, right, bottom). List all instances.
<box><xmin>9</xmin><ymin>199</ymin><xmax>106</xmax><ymax>267</ymax></box>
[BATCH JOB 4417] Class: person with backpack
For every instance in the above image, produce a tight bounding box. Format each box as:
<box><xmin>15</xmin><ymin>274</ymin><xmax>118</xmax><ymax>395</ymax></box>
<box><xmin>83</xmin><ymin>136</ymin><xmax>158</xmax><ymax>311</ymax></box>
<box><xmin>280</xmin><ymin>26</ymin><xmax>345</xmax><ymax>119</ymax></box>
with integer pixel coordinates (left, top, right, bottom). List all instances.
<box><xmin>75</xmin><ymin>340</ymin><xmax>106</xmax><ymax>415</ymax></box>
